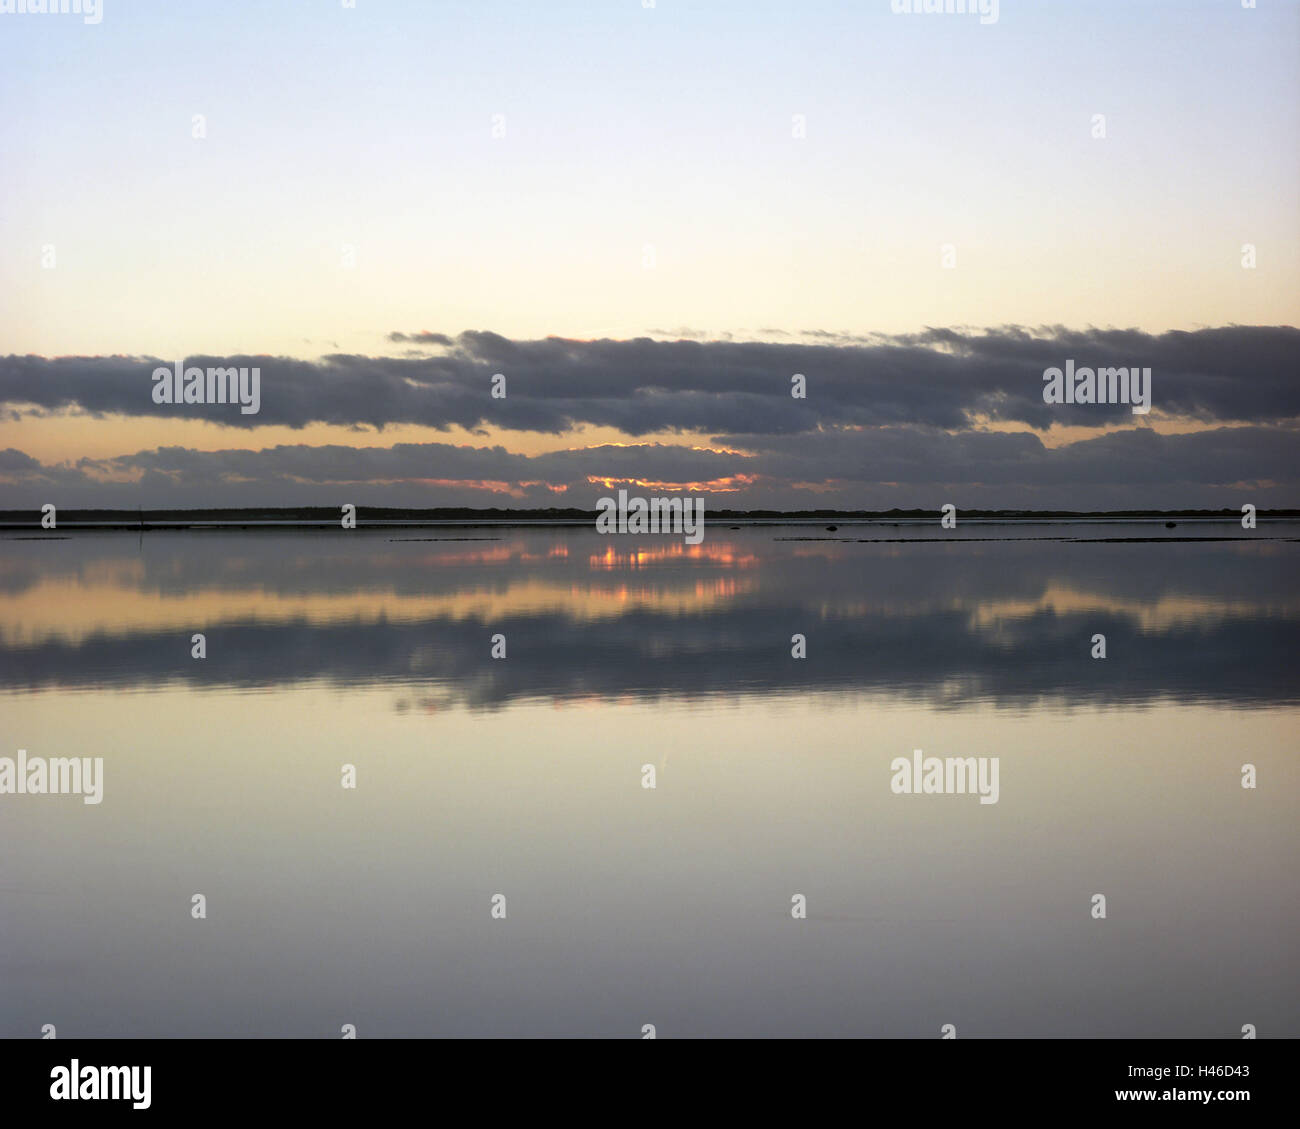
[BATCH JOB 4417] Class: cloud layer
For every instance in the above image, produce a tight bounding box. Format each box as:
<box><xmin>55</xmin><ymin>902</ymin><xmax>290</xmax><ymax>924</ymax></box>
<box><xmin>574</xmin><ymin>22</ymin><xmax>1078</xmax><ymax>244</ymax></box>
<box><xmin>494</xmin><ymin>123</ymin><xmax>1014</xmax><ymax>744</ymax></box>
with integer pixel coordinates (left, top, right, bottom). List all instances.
<box><xmin>2</xmin><ymin>326</ymin><xmax>1297</xmax><ymax>509</ymax></box>
<box><xmin>4</xmin><ymin>325</ymin><xmax>1298</xmax><ymax>433</ymax></box>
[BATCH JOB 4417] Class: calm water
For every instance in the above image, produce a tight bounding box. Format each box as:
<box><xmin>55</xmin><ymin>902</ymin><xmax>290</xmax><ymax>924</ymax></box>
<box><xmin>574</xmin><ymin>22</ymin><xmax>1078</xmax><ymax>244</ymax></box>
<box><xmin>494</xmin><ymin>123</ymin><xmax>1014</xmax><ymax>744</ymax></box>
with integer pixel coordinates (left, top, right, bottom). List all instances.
<box><xmin>2</xmin><ymin>523</ymin><xmax>1297</xmax><ymax>1037</ymax></box>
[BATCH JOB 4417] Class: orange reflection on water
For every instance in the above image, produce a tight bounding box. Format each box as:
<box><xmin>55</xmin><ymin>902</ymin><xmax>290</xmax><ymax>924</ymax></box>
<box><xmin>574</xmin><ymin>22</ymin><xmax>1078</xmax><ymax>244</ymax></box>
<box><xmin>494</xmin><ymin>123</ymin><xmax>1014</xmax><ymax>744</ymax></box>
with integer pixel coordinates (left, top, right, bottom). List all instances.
<box><xmin>2</xmin><ymin>571</ymin><xmax>757</xmax><ymax>644</ymax></box>
<box><xmin>581</xmin><ymin>575</ymin><xmax>748</xmax><ymax>610</ymax></box>
<box><xmin>587</xmin><ymin>542</ymin><xmax>758</xmax><ymax>571</ymax></box>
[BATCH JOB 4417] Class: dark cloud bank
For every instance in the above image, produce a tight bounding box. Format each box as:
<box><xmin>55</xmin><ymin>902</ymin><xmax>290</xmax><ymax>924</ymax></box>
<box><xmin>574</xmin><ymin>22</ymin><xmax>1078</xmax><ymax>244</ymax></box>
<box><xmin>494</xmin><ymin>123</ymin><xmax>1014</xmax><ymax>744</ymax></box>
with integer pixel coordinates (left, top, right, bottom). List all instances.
<box><xmin>1</xmin><ymin>326</ymin><xmax>1297</xmax><ymax>508</ymax></box>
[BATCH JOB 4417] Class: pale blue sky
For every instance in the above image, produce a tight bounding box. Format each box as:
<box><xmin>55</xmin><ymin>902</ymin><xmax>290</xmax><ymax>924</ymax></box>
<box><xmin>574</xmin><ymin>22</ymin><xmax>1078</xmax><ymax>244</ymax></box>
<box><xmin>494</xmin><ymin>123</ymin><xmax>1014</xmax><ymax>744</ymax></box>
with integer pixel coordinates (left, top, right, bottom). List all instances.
<box><xmin>2</xmin><ymin>0</ymin><xmax>1296</xmax><ymax>357</ymax></box>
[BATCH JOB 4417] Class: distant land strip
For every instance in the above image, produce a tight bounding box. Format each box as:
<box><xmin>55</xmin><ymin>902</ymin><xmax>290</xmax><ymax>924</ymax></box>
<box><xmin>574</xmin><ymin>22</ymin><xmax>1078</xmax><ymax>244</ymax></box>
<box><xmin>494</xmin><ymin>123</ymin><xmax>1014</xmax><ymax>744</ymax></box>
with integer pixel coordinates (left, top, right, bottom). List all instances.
<box><xmin>0</xmin><ymin>507</ymin><xmax>1297</xmax><ymax>530</ymax></box>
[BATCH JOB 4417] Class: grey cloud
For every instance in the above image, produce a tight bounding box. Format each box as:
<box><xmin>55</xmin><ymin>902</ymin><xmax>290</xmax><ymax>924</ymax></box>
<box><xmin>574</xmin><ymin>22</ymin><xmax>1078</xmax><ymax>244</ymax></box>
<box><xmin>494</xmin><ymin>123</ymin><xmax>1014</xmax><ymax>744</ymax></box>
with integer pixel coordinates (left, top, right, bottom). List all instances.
<box><xmin>1</xmin><ymin>424</ymin><xmax>1296</xmax><ymax>510</ymax></box>
<box><xmin>387</xmin><ymin>331</ymin><xmax>455</xmax><ymax>346</ymax></box>
<box><xmin>716</xmin><ymin>423</ymin><xmax>1300</xmax><ymax>489</ymax></box>
<box><xmin>1</xmin><ymin>325</ymin><xmax>1296</xmax><ymax>434</ymax></box>
<box><xmin>0</xmin><ymin>448</ymin><xmax>40</xmax><ymax>470</ymax></box>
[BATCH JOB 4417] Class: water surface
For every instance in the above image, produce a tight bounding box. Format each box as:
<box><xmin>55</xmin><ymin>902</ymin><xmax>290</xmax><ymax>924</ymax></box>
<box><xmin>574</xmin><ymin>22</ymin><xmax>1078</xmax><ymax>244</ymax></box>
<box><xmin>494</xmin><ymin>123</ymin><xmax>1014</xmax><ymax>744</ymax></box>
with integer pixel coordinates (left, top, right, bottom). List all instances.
<box><xmin>1</xmin><ymin>523</ymin><xmax>1296</xmax><ymax>1036</ymax></box>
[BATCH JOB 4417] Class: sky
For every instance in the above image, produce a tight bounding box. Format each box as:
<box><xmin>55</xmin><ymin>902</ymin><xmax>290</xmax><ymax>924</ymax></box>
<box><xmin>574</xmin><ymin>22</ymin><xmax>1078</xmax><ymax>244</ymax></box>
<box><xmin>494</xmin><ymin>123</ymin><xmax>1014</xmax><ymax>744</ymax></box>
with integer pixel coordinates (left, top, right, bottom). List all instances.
<box><xmin>1</xmin><ymin>0</ymin><xmax>1297</xmax><ymax>510</ymax></box>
